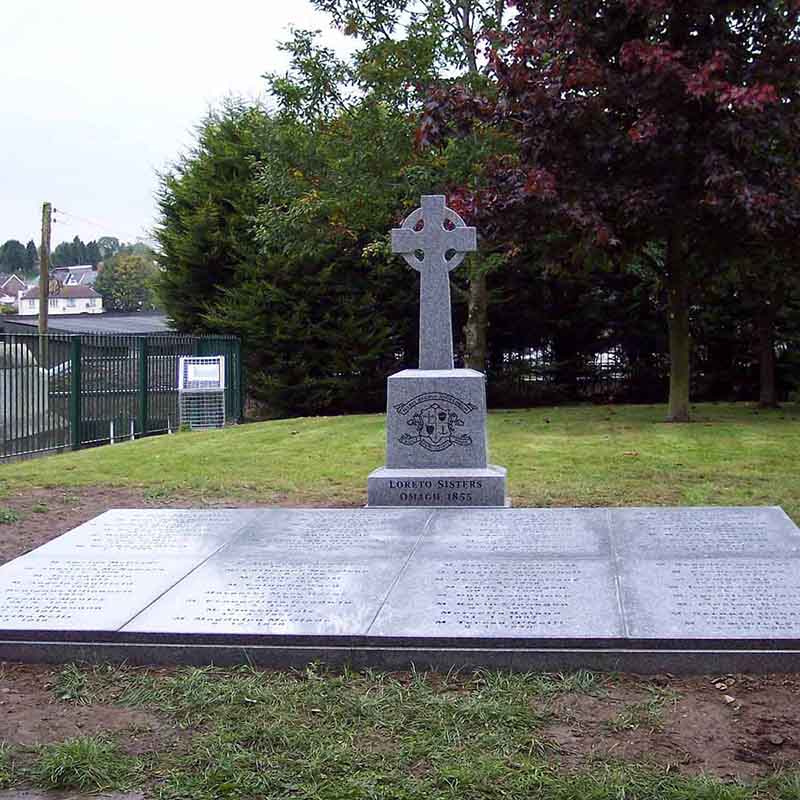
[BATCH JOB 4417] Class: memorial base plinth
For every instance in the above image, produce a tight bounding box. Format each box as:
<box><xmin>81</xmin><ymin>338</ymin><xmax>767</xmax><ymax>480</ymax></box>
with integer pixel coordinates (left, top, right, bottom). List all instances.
<box><xmin>3</xmin><ymin>641</ymin><xmax>800</xmax><ymax>675</ymax></box>
<box><xmin>367</xmin><ymin>466</ymin><xmax>508</xmax><ymax>507</ymax></box>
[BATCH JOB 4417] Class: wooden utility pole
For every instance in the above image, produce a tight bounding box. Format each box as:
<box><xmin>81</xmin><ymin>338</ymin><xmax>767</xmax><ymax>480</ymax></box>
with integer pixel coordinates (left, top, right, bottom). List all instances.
<box><xmin>39</xmin><ymin>202</ymin><xmax>52</xmax><ymax>365</ymax></box>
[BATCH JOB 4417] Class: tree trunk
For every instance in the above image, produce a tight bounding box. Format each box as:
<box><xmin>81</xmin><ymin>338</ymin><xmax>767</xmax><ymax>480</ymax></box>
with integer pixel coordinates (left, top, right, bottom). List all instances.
<box><xmin>666</xmin><ymin>227</ymin><xmax>691</xmax><ymax>422</ymax></box>
<box><xmin>758</xmin><ymin>309</ymin><xmax>778</xmax><ymax>408</ymax></box>
<box><xmin>449</xmin><ymin>0</ymin><xmax>488</xmax><ymax>372</ymax></box>
<box><xmin>464</xmin><ymin>268</ymin><xmax>488</xmax><ymax>371</ymax></box>
<box><xmin>457</xmin><ymin>0</ymin><xmax>479</xmax><ymax>73</ymax></box>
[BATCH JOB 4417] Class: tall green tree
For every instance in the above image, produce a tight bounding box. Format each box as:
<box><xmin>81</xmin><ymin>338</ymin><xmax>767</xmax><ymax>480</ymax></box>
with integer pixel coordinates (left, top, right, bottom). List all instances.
<box><xmin>86</xmin><ymin>241</ymin><xmax>101</xmax><ymax>266</ymax></box>
<box><xmin>52</xmin><ymin>236</ymin><xmax>85</xmax><ymax>267</ymax></box>
<box><xmin>157</xmin><ymin>12</ymin><xmax>508</xmax><ymax>415</ymax></box>
<box><xmin>727</xmin><ymin>245</ymin><xmax>800</xmax><ymax>407</ymax></box>
<box><xmin>157</xmin><ymin>4</ymin><xmax>518</xmax><ymax>415</ymax></box>
<box><xmin>202</xmin><ymin>98</ymin><xmax>426</xmax><ymax>414</ymax></box>
<box><xmin>95</xmin><ymin>251</ymin><xmax>160</xmax><ymax>312</ymax></box>
<box><xmin>0</xmin><ymin>240</ymin><xmax>28</xmax><ymax>273</ymax></box>
<box><xmin>25</xmin><ymin>240</ymin><xmax>38</xmax><ymax>273</ymax></box>
<box><xmin>51</xmin><ymin>236</ymin><xmax>108</xmax><ymax>267</ymax></box>
<box><xmin>156</xmin><ymin>101</ymin><xmax>273</xmax><ymax>332</ymax></box>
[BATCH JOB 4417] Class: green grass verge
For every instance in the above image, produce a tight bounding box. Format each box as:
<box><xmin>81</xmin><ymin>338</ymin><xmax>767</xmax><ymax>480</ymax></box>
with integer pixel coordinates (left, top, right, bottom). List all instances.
<box><xmin>0</xmin><ymin>742</ymin><xmax>14</xmax><ymax>790</ymax></box>
<box><xmin>8</xmin><ymin>665</ymin><xmax>796</xmax><ymax>799</ymax></box>
<box><xmin>27</xmin><ymin>736</ymin><xmax>140</xmax><ymax>793</ymax></box>
<box><xmin>2</xmin><ymin>403</ymin><xmax>799</xmax><ymax>516</ymax></box>
<box><xmin>0</xmin><ymin>508</ymin><xmax>20</xmax><ymax>524</ymax></box>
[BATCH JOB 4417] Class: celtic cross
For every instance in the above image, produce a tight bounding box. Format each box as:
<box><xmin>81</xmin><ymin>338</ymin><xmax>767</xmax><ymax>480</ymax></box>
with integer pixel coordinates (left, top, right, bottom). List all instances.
<box><xmin>391</xmin><ymin>195</ymin><xmax>477</xmax><ymax>370</ymax></box>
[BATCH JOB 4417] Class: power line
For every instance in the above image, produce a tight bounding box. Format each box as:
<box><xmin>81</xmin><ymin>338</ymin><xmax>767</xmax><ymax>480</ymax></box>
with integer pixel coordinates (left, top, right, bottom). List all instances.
<box><xmin>52</xmin><ymin>207</ymin><xmax>155</xmax><ymax>245</ymax></box>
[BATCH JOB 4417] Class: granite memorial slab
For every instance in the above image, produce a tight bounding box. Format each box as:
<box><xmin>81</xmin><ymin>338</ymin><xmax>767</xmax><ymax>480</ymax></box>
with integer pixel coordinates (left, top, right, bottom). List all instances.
<box><xmin>122</xmin><ymin>554</ymin><xmax>406</xmax><ymax>637</ymax></box>
<box><xmin>368</xmin><ymin>195</ymin><xmax>507</xmax><ymax>507</ymax></box>
<box><xmin>0</xmin><ymin>555</ymin><xmax>201</xmax><ymax>633</ymax></box>
<box><xmin>370</xmin><ymin>507</ymin><xmax>620</xmax><ymax>640</ymax></box>
<box><xmin>0</xmin><ymin>509</ymin><xmax>258</xmax><ymax>634</ymax></box>
<box><xmin>227</xmin><ymin>508</ymin><xmax>431</xmax><ymax>556</ymax></box>
<box><xmin>1</xmin><ymin>506</ymin><xmax>800</xmax><ymax>672</ymax></box>
<box><xmin>123</xmin><ymin>508</ymin><xmax>432</xmax><ymax>637</ymax></box>
<box><xmin>620</xmin><ymin>558</ymin><xmax>800</xmax><ymax>640</ymax></box>
<box><xmin>423</xmin><ymin>508</ymin><xmax>612</xmax><ymax>556</ymax></box>
<box><xmin>610</xmin><ymin>506</ymin><xmax>800</xmax><ymax>643</ymax></box>
<box><xmin>31</xmin><ymin>509</ymin><xmax>259</xmax><ymax>558</ymax></box>
<box><xmin>368</xmin><ymin>557</ymin><xmax>623</xmax><ymax>640</ymax></box>
<box><xmin>609</xmin><ymin>506</ymin><xmax>800</xmax><ymax>557</ymax></box>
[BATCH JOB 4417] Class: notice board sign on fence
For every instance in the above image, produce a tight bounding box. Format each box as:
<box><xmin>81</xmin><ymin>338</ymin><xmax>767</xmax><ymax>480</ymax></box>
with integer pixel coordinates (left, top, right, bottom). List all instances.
<box><xmin>178</xmin><ymin>356</ymin><xmax>226</xmax><ymax>430</ymax></box>
<box><xmin>179</xmin><ymin>357</ymin><xmax>226</xmax><ymax>392</ymax></box>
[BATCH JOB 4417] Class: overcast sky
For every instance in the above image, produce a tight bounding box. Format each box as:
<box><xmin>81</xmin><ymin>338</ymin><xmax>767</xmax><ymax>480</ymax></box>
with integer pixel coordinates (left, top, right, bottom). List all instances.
<box><xmin>1</xmin><ymin>1</ymin><xmax>352</xmax><ymax>247</ymax></box>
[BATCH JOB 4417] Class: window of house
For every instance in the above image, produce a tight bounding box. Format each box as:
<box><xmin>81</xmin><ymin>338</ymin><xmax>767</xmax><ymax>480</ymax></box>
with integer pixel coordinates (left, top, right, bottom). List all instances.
<box><xmin>49</xmin><ymin>298</ymin><xmax>58</xmax><ymax>308</ymax></box>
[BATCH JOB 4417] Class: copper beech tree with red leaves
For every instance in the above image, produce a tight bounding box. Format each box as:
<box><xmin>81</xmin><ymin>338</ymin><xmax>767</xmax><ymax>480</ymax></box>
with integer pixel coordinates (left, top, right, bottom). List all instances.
<box><xmin>421</xmin><ymin>0</ymin><xmax>800</xmax><ymax>420</ymax></box>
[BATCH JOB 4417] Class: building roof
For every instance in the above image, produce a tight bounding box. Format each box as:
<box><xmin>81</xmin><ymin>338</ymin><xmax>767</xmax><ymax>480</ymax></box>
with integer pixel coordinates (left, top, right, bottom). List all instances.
<box><xmin>52</xmin><ymin>265</ymin><xmax>98</xmax><ymax>286</ymax></box>
<box><xmin>52</xmin><ymin>265</ymin><xmax>94</xmax><ymax>273</ymax></box>
<box><xmin>2</xmin><ymin>313</ymin><xmax>173</xmax><ymax>335</ymax></box>
<box><xmin>0</xmin><ymin>274</ymin><xmax>27</xmax><ymax>297</ymax></box>
<box><xmin>22</xmin><ymin>285</ymin><xmax>100</xmax><ymax>300</ymax></box>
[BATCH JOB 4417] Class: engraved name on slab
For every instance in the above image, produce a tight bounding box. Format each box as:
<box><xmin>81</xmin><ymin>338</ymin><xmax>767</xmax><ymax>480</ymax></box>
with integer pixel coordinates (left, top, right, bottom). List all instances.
<box><xmin>424</xmin><ymin>509</ymin><xmax>611</xmax><ymax>556</ymax></box>
<box><xmin>623</xmin><ymin>558</ymin><xmax>800</xmax><ymax>638</ymax></box>
<box><xmin>123</xmin><ymin>555</ymin><xmax>406</xmax><ymax>636</ymax></box>
<box><xmin>0</xmin><ymin>557</ymin><xmax>193</xmax><ymax>631</ymax></box>
<box><xmin>228</xmin><ymin>509</ymin><xmax>429</xmax><ymax>555</ymax></box>
<box><xmin>611</xmin><ymin>507</ymin><xmax>800</xmax><ymax>556</ymax></box>
<box><xmin>34</xmin><ymin>509</ymin><xmax>256</xmax><ymax>557</ymax></box>
<box><xmin>179</xmin><ymin>562</ymin><xmax>368</xmax><ymax>627</ymax></box>
<box><xmin>433</xmin><ymin>561</ymin><xmax>589</xmax><ymax>631</ymax></box>
<box><xmin>369</xmin><ymin>558</ymin><xmax>624</xmax><ymax>638</ymax></box>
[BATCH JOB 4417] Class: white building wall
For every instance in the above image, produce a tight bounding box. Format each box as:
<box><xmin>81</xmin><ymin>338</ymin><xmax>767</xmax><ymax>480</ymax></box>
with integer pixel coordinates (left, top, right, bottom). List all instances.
<box><xmin>17</xmin><ymin>297</ymin><xmax>103</xmax><ymax>316</ymax></box>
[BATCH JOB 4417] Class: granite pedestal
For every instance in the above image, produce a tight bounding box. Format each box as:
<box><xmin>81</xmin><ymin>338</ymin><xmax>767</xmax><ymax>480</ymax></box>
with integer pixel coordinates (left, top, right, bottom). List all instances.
<box><xmin>2</xmin><ymin>506</ymin><xmax>800</xmax><ymax>673</ymax></box>
<box><xmin>369</xmin><ymin>367</ymin><xmax>506</xmax><ymax>506</ymax></box>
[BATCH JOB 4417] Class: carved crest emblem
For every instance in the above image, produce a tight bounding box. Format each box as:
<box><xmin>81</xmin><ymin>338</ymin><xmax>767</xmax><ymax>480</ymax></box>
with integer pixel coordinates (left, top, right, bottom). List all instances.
<box><xmin>394</xmin><ymin>392</ymin><xmax>476</xmax><ymax>452</ymax></box>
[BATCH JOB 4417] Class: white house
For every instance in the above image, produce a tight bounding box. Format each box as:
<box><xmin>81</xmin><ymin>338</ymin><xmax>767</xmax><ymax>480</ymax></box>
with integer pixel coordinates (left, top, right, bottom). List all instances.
<box><xmin>18</xmin><ymin>285</ymin><xmax>103</xmax><ymax>316</ymax></box>
<box><xmin>0</xmin><ymin>274</ymin><xmax>28</xmax><ymax>309</ymax></box>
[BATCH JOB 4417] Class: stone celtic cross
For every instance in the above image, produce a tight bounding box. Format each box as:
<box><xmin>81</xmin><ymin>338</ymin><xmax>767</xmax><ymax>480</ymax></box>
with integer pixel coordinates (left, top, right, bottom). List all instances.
<box><xmin>391</xmin><ymin>195</ymin><xmax>477</xmax><ymax>370</ymax></box>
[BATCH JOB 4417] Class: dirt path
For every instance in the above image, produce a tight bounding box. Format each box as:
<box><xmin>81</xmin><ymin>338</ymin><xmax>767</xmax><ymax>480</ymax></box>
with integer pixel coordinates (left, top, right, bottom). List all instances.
<box><xmin>543</xmin><ymin>673</ymin><xmax>800</xmax><ymax>779</ymax></box>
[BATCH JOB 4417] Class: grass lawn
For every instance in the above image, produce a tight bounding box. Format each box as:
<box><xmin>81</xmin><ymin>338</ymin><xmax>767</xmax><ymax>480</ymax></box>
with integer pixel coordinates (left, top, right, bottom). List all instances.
<box><xmin>3</xmin><ymin>402</ymin><xmax>800</xmax><ymax>518</ymax></box>
<box><xmin>1</xmin><ymin>403</ymin><xmax>800</xmax><ymax>798</ymax></box>
<box><xmin>1</xmin><ymin>664</ymin><xmax>799</xmax><ymax>799</ymax></box>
